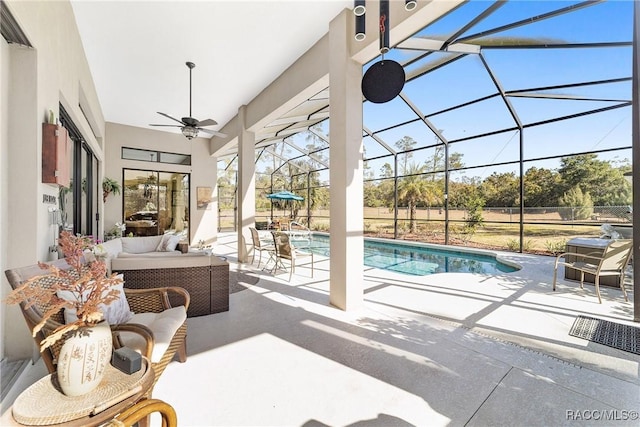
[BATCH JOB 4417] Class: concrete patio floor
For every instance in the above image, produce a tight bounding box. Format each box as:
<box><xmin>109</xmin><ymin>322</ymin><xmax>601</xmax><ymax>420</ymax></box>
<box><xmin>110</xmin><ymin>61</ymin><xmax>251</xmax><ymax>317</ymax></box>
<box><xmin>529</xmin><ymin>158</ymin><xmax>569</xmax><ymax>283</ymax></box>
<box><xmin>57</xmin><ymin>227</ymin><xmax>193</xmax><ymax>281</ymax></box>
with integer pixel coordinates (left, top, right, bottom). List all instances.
<box><xmin>152</xmin><ymin>233</ymin><xmax>639</xmax><ymax>426</ymax></box>
<box><xmin>2</xmin><ymin>232</ymin><xmax>638</xmax><ymax>426</ymax></box>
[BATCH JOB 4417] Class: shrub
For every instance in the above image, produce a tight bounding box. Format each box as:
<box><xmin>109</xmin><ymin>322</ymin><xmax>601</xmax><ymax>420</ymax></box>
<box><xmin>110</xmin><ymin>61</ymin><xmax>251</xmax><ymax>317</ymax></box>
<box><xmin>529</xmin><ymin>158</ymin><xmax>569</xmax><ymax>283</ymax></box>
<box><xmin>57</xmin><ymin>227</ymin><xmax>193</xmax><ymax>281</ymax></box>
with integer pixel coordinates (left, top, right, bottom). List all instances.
<box><xmin>544</xmin><ymin>239</ymin><xmax>567</xmax><ymax>255</ymax></box>
<box><xmin>506</xmin><ymin>239</ymin><xmax>519</xmax><ymax>251</ymax></box>
<box><xmin>505</xmin><ymin>239</ymin><xmax>534</xmax><ymax>252</ymax></box>
<box><xmin>558</xmin><ymin>186</ymin><xmax>594</xmax><ymax>220</ymax></box>
<box><xmin>522</xmin><ymin>239</ymin><xmax>535</xmax><ymax>252</ymax></box>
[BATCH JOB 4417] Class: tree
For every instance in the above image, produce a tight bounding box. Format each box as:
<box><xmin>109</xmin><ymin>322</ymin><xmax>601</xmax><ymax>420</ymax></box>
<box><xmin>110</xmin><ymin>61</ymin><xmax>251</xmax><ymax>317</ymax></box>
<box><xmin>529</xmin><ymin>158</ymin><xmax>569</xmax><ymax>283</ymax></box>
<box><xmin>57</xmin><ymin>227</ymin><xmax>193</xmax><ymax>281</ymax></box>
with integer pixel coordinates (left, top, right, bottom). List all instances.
<box><xmin>424</xmin><ymin>148</ymin><xmax>465</xmax><ymax>180</ymax></box>
<box><xmin>380</xmin><ymin>162</ymin><xmax>394</xmax><ymax>178</ymax></box>
<box><xmin>396</xmin><ymin>163</ymin><xmax>431</xmax><ymax>233</ymax></box>
<box><xmin>480</xmin><ymin>172</ymin><xmax>519</xmax><ymax>207</ymax></box>
<box><xmin>394</xmin><ymin>136</ymin><xmax>417</xmax><ymax>175</ymax></box>
<box><xmin>463</xmin><ymin>195</ymin><xmax>485</xmax><ymax>236</ymax></box>
<box><xmin>558</xmin><ymin>154</ymin><xmax>631</xmax><ymax>206</ymax></box>
<box><xmin>448</xmin><ymin>177</ymin><xmax>482</xmax><ymax>209</ymax></box>
<box><xmin>523</xmin><ymin>167</ymin><xmax>560</xmax><ymax>207</ymax></box>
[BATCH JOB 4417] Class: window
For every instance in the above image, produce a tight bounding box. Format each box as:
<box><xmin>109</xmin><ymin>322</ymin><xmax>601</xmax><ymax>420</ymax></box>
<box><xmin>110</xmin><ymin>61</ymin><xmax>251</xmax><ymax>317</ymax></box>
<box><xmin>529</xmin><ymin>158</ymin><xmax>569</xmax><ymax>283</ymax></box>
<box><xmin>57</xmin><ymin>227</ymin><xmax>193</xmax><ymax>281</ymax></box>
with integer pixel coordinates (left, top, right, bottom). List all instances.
<box><xmin>122</xmin><ymin>147</ymin><xmax>191</xmax><ymax>165</ymax></box>
<box><xmin>123</xmin><ymin>169</ymin><xmax>190</xmax><ymax>237</ymax></box>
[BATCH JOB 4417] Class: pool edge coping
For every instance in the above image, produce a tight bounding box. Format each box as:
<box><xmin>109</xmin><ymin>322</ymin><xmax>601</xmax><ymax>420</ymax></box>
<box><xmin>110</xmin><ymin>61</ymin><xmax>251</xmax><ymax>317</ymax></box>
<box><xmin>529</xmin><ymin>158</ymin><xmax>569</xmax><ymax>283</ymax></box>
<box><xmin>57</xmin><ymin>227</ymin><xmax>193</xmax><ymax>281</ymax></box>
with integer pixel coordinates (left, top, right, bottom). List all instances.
<box><xmin>311</xmin><ymin>232</ymin><xmax>523</xmax><ymax>272</ymax></box>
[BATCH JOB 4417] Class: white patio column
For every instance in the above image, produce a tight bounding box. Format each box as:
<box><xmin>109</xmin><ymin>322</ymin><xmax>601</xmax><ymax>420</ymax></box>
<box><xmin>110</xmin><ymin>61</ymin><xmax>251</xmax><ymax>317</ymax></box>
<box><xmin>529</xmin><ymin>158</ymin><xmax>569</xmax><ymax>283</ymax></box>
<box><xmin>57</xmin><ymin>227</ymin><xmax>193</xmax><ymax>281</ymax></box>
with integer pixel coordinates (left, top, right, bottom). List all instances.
<box><xmin>328</xmin><ymin>9</ymin><xmax>364</xmax><ymax>310</ymax></box>
<box><xmin>237</xmin><ymin>105</ymin><xmax>255</xmax><ymax>263</ymax></box>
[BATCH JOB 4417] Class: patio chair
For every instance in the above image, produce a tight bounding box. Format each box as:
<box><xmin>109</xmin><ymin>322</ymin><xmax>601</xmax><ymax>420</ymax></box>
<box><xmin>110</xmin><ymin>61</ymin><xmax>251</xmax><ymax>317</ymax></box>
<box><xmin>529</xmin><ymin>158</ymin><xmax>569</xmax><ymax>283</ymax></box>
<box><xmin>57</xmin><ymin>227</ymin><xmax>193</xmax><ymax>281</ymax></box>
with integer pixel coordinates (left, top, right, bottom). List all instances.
<box><xmin>552</xmin><ymin>239</ymin><xmax>633</xmax><ymax>303</ymax></box>
<box><xmin>5</xmin><ymin>258</ymin><xmax>190</xmax><ymax>397</ymax></box>
<box><xmin>271</xmin><ymin>231</ymin><xmax>314</xmax><ymax>281</ymax></box>
<box><xmin>250</xmin><ymin>226</ymin><xmax>275</xmax><ymax>268</ymax></box>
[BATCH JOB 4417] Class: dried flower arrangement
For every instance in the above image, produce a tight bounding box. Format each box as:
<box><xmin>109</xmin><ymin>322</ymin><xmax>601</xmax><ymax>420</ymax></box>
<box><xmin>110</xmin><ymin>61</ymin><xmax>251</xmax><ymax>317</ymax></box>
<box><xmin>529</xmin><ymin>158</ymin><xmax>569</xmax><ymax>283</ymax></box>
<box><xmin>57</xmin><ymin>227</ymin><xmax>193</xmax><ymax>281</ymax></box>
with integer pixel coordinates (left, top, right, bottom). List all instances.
<box><xmin>5</xmin><ymin>231</ymin><xmax>123</xmax><ymax>350</ymax></box>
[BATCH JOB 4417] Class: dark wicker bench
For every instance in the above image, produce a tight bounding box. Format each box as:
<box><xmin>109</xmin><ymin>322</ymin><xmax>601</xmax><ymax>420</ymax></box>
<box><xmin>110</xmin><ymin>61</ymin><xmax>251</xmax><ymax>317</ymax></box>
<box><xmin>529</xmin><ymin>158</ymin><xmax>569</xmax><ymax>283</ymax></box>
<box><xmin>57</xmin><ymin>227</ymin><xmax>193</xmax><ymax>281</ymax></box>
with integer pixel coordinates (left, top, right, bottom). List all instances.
<box><xmin>112</xmin><ymin>255</ymin><xmax>229</xmax><ymax>317</ymax></box>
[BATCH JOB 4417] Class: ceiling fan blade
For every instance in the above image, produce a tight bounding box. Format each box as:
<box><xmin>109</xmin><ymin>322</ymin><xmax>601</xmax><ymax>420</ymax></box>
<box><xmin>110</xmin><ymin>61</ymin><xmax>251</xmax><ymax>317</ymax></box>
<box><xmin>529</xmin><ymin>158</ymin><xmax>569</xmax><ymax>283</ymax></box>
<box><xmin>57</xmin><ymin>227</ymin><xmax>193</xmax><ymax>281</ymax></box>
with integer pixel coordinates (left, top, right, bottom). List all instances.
<box><xmin>157</xmin><ymin>112</ymin><xmax>186</xmax><ymax>125</ymax></box>
<box><xmin>150</xmin><ymin>124</ymin><xmax>182</xmax><ymax>127</ymax></box>
<box><xmin>196</xmin><ymin>118</ymin><xmax>218</xmax><ymax>127</ymax></box>
<box><xmin>198</xmin><ymin>127</ymin><xmax>227</xmax><ymax>138</ymax></box>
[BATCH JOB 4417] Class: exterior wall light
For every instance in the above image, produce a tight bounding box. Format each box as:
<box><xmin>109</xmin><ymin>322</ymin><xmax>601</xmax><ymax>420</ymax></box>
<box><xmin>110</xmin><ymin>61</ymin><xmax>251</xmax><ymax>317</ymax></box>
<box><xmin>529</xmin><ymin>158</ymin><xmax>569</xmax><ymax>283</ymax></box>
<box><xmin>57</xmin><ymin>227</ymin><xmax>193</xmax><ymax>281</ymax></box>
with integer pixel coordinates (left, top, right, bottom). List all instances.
<box><xmin>354</xmin><ymin>0</ymin><xmax>366</xmax><ymax>16</ymax></box>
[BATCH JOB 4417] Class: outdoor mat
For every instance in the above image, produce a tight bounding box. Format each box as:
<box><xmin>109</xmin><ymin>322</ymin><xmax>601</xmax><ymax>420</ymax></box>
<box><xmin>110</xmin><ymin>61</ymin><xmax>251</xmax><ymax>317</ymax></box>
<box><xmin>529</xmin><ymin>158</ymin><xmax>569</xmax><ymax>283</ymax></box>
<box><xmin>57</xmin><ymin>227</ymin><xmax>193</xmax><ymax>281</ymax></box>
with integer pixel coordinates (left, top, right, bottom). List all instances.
<box><xmin>229</xmin><ymin>270</ymin><xmax>260</xmax><ymax>294</ymax></box>
<box><xmin>569</xmin><ymin>315</ymin><xmax>640</xmax><ymax>355</ymax></box>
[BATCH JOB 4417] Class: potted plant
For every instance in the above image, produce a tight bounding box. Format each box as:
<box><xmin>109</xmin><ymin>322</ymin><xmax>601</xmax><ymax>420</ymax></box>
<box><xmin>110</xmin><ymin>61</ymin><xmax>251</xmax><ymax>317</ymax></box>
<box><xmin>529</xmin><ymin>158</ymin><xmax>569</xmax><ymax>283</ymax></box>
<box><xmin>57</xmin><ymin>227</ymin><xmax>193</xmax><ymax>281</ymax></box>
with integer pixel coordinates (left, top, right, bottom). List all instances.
<box><xmin>5</xmin><ymin>231</ymin><xmax>126</xmax><ymax>396</ymax></box>
<box><xmin>102</xmin><ymin>177</ymin><xmax>122</xmax><ymax>202</ymax></box>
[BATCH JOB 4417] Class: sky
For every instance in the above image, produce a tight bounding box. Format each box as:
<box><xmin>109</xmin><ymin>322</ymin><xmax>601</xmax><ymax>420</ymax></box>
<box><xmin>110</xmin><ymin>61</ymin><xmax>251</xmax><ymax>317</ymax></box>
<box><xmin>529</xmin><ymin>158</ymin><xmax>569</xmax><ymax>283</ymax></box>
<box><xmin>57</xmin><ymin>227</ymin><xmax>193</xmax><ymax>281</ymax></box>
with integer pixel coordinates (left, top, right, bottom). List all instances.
<box><xmin>242</xmin><ymin>0</ymin><xmax>634</xmax><ymax>185</ymax></box>
<box><xmin>359</xmin><ymin>0</ymin><xmax>634</xmax><ymax>182</ymax></box>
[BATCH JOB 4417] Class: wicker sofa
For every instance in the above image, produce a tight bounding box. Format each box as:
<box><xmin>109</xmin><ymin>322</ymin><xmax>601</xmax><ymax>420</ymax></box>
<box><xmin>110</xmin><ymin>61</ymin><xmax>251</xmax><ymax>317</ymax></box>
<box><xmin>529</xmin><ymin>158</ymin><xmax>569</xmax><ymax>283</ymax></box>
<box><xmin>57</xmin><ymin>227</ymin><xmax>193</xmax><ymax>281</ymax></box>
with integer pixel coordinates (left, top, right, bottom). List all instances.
<box><xmin>112</xmin><ymin>255</ymin><xmax>229</xmax><ymax>317</ymax></box>
<box><xmin>102</xmin><ymin>236</ymin><xmax>229</xmax><ymax>317</ymax></box>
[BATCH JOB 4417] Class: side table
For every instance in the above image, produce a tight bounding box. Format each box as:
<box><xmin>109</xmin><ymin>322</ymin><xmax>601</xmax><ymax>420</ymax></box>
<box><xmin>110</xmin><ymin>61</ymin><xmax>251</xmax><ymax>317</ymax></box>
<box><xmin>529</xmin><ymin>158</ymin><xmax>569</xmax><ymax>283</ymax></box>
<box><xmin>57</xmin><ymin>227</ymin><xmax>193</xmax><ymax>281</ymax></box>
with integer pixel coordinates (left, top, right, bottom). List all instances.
<box><xmin>11</xmin><ymin>358</ymin><xmax>154</xmax><ymax>426</ymax></box>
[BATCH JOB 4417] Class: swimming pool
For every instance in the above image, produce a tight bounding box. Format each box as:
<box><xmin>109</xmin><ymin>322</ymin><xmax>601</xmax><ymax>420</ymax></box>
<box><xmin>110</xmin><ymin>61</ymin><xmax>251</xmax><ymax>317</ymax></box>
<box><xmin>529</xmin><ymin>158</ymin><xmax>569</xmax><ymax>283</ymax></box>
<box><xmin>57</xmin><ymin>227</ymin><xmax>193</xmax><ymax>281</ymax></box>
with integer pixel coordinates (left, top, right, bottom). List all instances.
<box><xmin>297</xmin><ymin>234</ymin><xmax>518</xmax><ymax>276</ymax></box>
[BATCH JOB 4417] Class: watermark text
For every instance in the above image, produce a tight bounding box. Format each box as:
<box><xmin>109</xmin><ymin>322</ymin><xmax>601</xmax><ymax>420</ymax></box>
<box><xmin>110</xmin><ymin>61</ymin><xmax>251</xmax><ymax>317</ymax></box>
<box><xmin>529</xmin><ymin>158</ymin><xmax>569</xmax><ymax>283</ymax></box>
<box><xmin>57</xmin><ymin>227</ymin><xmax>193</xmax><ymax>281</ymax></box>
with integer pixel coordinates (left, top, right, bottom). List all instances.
<box><xmin>566</xmin><ymin>410</ymin><xmax>639</xmax><ymax>421</ymax></box>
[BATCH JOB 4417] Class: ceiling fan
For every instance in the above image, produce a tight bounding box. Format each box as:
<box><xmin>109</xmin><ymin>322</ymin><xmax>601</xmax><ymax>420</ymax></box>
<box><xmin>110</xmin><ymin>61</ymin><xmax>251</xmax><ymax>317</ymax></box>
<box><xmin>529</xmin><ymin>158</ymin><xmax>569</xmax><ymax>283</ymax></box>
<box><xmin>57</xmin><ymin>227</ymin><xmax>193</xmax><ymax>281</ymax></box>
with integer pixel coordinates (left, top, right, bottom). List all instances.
<box><xmin>150</xmin><ymin>61</ymin><xmax>227</xmax><ymax>140</ymax></box>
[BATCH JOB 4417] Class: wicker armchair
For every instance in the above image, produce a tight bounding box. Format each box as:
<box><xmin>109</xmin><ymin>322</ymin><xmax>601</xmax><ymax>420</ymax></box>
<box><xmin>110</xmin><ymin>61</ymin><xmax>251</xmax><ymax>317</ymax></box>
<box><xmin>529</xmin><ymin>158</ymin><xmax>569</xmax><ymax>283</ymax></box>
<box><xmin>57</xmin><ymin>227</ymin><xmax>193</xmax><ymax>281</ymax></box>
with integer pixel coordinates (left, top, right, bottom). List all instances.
<box><xmin>4</xmin><ymin>258</ymin><xmax>190</xmax><ymax>396</ymax></box>
<box><xmin>106</xmin><ymin>398</ymin><xmax>177</xmax><ymax>427</ymax></box>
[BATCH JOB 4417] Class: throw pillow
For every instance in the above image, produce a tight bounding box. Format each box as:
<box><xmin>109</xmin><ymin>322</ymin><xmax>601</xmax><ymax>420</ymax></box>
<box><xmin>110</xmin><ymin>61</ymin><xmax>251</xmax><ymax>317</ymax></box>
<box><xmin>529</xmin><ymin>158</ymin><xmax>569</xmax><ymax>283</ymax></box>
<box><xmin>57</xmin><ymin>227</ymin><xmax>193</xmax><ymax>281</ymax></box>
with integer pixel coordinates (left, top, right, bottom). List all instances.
<box><xmin>156</xmin><ymin>234</ymin><xmax>181</xmax><ymax>252</ymax></box>
<box><xmin>57</xmin><ymin>275</ymin><xmax>134</xmax><ymax>325</ymax></box>
<box><xmin>101</xmin><ymin>277</ymin><xmax>135</xmax><ymax>324</ymax></box>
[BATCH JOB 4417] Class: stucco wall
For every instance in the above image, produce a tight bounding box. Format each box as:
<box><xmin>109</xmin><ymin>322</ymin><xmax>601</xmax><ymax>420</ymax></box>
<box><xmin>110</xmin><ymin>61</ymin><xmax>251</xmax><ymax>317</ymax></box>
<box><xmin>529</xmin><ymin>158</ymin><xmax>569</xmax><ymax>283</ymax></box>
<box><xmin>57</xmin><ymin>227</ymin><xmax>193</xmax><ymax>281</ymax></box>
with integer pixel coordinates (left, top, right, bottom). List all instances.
<box><xmin>1</xmin><ymin>1</ymin><xmax>220</xmax><ymax>361</ymax></box>
<box><xmin>1</xmin><ymin>0</ymin><xmax>104</xmax><ymax>360</ymax></box>
<box><xmin>1</xmin><ymin>37</ymin><xmax>11</xmax><ymax>360</ymax></box>
<box><xmin>104</xmin><ymin>123</ymin><xmax>218</xmax><ymax>246</ymax></box>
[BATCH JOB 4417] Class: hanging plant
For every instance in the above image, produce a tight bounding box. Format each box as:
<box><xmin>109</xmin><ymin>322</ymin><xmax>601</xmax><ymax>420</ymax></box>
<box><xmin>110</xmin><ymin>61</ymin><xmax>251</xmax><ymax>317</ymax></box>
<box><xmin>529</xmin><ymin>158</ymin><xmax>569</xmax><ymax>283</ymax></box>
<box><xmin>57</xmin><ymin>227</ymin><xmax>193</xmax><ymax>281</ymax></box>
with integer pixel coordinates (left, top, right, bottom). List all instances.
<box><xmin>102</xmin><ymin>177</ymin><xmax>122</xmax><ymax>202</ymax></box>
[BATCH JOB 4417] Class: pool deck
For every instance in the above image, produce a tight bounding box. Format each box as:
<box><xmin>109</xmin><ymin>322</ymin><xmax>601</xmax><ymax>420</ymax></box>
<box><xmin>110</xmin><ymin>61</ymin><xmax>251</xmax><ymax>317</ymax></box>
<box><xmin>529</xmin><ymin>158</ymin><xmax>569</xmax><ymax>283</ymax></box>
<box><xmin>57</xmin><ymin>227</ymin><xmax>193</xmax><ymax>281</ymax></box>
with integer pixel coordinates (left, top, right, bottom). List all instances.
<box><xmin>3</xmin><ymin>232</ymin><xmax>638</xmax><ymax>426</ymax></box>
<box><xmin>154</xmin><ymin>232</ymin><xmax>639</xmax><ymax>426</ymax></box>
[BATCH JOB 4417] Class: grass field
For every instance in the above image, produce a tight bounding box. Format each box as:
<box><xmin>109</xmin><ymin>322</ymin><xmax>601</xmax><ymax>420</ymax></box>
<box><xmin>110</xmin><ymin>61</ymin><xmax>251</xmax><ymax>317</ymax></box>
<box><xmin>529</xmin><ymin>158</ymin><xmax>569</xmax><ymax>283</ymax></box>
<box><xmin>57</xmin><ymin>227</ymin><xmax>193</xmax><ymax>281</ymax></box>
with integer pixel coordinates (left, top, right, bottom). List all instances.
<box><xmin>219</xmin><ymin>207</ymin><xmax>630</xmax><ymax>256</ymax></box>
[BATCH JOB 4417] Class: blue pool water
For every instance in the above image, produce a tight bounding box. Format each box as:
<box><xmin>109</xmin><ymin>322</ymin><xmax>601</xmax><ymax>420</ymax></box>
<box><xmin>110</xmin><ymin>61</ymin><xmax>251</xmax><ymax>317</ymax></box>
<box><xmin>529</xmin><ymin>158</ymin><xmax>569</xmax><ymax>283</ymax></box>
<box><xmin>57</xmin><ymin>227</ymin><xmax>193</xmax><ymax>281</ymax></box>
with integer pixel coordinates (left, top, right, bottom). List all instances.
<box><xmin>296</xmin><ymin>234</ymin><xmax>518</xmax><ymax>276</ymax></box>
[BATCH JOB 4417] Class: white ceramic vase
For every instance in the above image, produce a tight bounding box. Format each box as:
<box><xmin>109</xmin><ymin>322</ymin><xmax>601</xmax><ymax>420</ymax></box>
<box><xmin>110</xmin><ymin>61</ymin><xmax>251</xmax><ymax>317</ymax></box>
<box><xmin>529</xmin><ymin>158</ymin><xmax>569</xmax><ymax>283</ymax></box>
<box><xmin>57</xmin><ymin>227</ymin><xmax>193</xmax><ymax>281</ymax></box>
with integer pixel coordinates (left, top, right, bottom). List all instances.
<box><xmin>56</xmin><ymin>321</ymin><xmax>112</xmax><ymax>396</ymax></box>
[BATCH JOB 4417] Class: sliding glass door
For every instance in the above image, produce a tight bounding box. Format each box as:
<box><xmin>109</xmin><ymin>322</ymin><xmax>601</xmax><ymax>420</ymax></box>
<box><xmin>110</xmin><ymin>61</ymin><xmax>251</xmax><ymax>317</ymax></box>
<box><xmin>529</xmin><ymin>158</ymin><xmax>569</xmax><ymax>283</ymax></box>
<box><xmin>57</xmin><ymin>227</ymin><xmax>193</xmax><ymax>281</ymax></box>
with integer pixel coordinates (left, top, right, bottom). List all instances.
<box><xmin>59</xmin><ymin>106</ymin><xmax>98</xmax><ymax>238</ymax></box>
<box><xmin>123</xmin><ymin>169</ymin><xmax>190</xmax><ymax>237</ymax></box>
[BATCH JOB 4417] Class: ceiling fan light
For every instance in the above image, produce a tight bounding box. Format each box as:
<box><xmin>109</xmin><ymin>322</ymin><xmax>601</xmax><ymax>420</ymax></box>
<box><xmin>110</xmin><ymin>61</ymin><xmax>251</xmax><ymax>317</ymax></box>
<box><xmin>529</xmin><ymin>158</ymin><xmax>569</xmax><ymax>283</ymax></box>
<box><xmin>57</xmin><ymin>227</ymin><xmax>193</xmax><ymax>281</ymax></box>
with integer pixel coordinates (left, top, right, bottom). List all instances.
<box><xmin>181</xmin><ymin>126</ymin><xmax>199</xmax><ymax>140</ymax></box>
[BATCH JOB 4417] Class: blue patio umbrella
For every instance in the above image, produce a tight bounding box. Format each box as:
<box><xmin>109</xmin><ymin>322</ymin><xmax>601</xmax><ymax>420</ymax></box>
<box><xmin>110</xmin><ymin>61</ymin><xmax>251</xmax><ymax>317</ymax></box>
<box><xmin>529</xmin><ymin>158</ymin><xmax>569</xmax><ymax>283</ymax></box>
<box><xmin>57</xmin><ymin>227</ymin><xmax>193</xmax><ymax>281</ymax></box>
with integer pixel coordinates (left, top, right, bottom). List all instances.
<box><xmin>266</xmin><ymin>191</ymin><xmax>304</xmax><ymax>201</ymax></box>
<box><xmin>266</xmin><ymin>191</ymin><xmax>304</xmax><ymax>219</ymax></box>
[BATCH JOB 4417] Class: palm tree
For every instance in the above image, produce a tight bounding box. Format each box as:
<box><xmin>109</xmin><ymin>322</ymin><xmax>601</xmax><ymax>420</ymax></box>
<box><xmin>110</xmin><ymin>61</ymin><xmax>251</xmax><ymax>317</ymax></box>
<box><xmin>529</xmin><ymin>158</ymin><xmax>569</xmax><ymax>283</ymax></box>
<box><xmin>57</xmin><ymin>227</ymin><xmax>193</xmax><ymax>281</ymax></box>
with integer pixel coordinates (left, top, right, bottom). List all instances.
<box><xmin>397</xmin><ymin>163</ymin><xmax>432</xmax><ymax>234</ymax></box>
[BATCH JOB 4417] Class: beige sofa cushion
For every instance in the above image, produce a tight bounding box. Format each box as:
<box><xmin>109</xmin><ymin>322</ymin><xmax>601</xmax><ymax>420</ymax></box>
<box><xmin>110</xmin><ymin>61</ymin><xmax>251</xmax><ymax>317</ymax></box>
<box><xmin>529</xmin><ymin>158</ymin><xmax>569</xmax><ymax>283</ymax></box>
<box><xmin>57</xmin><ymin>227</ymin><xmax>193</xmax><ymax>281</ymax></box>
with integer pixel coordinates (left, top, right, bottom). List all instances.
<box><xmin>121</xmin><ymin>235</ymin><xmax>163</xmax><ymax>254</ymax></box>
<box><xmin>112</xmin><ymin>254</ymin><xmax>212</xmax><ymax>271</ymax></box>
<box><xmin>101</xmin><ymin>238</ymin><xmax>123</xmax><ymax>258</ymax></box>
<box><xmin>117</xmin><ymin>251</ymin><xmax>183</xmax><ymax>258</ymax></box>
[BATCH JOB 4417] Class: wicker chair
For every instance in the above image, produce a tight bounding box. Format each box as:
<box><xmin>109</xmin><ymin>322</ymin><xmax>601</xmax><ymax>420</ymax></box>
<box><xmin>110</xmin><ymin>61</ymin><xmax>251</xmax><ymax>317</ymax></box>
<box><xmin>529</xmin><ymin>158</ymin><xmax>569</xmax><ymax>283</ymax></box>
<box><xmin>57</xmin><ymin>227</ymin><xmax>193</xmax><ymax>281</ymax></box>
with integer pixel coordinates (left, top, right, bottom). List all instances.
<box><xmin>271</xmin><ymin>231</ymin><xmax>314</xmax><ymax>281</ymax></box>
<box><xmin>4</xmin><ymin>258</ymin><xmax>190</xmax><ymax>396</ymax></box>
<box><xmin>106</xmin><ymin>398</ymin><xmax>177</xmax><ymax>427</ymax></box>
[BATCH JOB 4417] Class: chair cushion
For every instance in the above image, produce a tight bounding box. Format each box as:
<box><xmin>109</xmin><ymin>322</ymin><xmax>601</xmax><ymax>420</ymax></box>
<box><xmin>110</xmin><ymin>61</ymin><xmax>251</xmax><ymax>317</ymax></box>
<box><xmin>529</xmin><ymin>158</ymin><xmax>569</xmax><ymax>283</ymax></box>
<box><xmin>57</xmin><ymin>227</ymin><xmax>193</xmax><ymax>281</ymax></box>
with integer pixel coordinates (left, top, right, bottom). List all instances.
<box><xmin>119</xmin><ymin>306</ymin><xmax>187</xmax><ymax>363</ymax></box>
